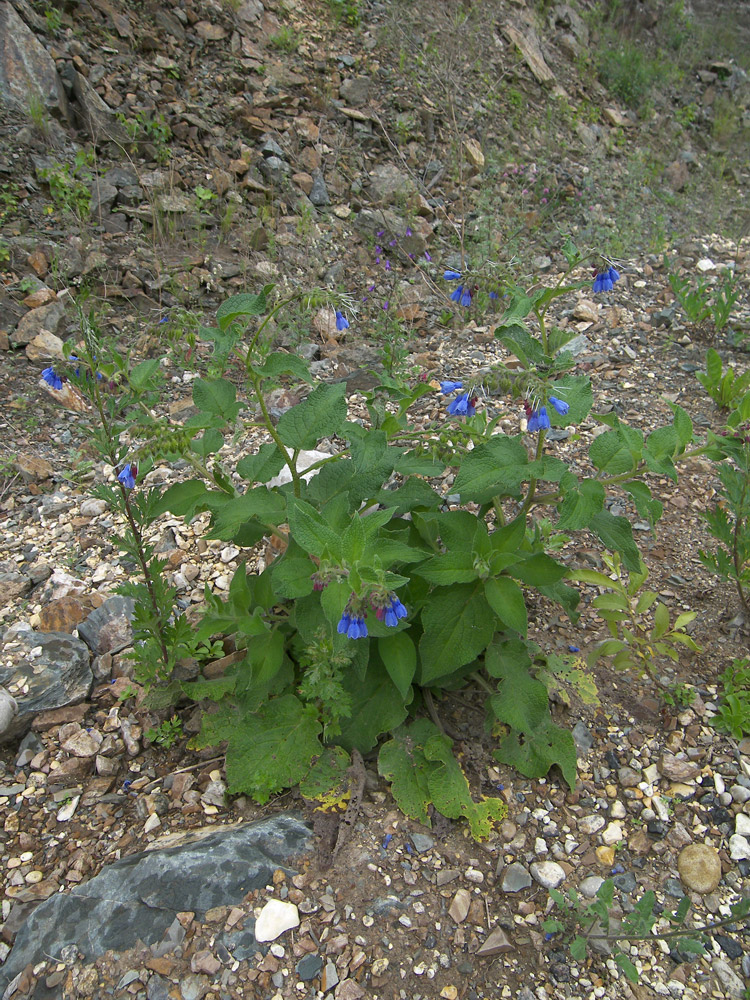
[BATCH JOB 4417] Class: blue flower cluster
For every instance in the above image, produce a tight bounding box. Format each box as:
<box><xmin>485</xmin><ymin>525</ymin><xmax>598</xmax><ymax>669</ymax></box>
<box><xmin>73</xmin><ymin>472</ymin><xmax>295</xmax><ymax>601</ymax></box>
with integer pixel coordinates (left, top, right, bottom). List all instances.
<box><xmin>448</xmin><ymin>393</ymin><xmax>476</xmax><ymax>417</ymax></box>
<box><xmin>377</xmin><ymin>594</ymin><xmax>408</xmax><ymax>628</ymax></box>
<box><xmin>593</xmin><ymin>265</ymin><xmax>620</xmax><ymax>293</ymax></box>
<box><xmin>42</xmin><ymin>366</ymin><xmax>64</xmax><ymax>390</ymax></box>
<box><xmin>335</xmin><ymin>310</ymin><xmax>349</xmax><ymax>331</ymax></box>
<box><xmin>523</xmin><ymin>395</ymin><xmax>569</xmax><ymax>432</ymax></box>
<box><xmin>337</xmin><ymin>612</ymin><xmax>368</xmax><ymax>640</ymax></box>
<box><xmin>444</xmin><ymin>269</ymin><xmax>472</xmax><ymax>307</ymax></box>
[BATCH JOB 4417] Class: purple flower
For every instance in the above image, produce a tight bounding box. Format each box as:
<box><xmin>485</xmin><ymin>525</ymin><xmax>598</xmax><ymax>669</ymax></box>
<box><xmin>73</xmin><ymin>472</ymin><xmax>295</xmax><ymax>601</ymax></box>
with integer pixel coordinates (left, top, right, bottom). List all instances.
<box><xmin>440</xmin><ymin>380</ymin><xmax>463</xmax><ymax>394</ymax></box>
<box><xmin>448</xmin><ymin>392</ymin><xmax>476</xmax><ymax>417</ymax></box>
<box><xmin>335</xmin><ymin>310</ymin><xmax>349</xmax><ymax>331</ymax></box>
<box><xmin>489</xmin><ymin>291</ymin><xmax>499</xmax><ymax>300</ymax></box>
<box><xmin>450</xmin><ymin>285</ymin><xmax>464</xmax><ymax>303</ymax></box>
<box><xmin>405</xmin><ymin>227</ymin><xmax>412</xmax><ymax>236</ymax></box>
<box><xmin>424</xmin><ymin>251</ymin><xmax>432</xmax><ymax>262</ymax></box>
<box><xmin>460</xmin><ymin>287</ymin><xmax>472</xmax><ymax>307</ymax></box>
<box><xmin>385</xmin><ymin>260</ymin><xmax>391</xmax><ymax>271</ymax></box>
<box><xmin>549</xmin><ymin>396</ymin><xmax>569</xmax><ymax>416</ymax></box>
<box><xmin>389</xmin><ymin>239</ymin><xmax>397</xmax><ymax>247</ymax></box>
<box><xmin>527</xmin><ymin>406</ymin><xmax>550</xmax><ymax>432</ymax></box>
<box><xmin>41</xmin><ymin>366</ymin><xmax>64</xmax><ymax>390</ymax></box>
<box><xmin>118</xmin><ymin>463</ymin><xmax>137</xmax><ymax>489</ymax></box>
<box><xmin>444</xmin><ymin>269</ymin><xmax>462</xmax><ymax>280</ymax></box>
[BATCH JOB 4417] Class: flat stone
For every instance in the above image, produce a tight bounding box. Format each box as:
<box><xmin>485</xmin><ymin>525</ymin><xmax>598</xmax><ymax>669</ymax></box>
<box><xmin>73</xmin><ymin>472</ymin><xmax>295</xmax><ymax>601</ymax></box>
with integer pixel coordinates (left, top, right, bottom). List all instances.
<box><xmin>410</xmin><ymin>833</ymin><xmax>434</xmax><ymax>853</ymax></box>
<box><xmin>38</xmin><ymin>596</ymin><xmax>94</xmax><ymax>634</ymax></box>
<box><xmin>712</xmin><ymin>957</ymin><xmax>745</xmax><ymax>999</ymax></box>
<box><xmin>296</xmin><ymin>953</ymin><xmax>323</xmax><ymax>980</ymax></box>
<box><xmin>735</xmin><ymin>813</ymin><xmax>750</xmax><ymax>837</ymax></box>
<box><xmin>729</xmin><ymin>834</ymin><xmax>750</xmax><ymax>860</ymax></box>
<box><xmin>77</xmin><ymin>596</ymin><xmax>135</xmax><ymax>655</ymax></box>
<box><xmin>617</xmin><ymin>766</ymin><xmax>641</xmax><ymax>787</ymax></box>
<box><xmin>254</xmin><ymin>898</ymin><xmax>300</xmax><ymax>942</ymax></box>
<box><xmin>577</xmin><ymin>814</ymin><xmax>605</xmax><ymax>835</ymax></box>
<box><xmin>579</xmin><ymin>875</ymin><xmax>604</xmax><ymax>898</ymax></box>
<box><xmin>501</xmin><ymin>862</ymin><xmax>532</xmax><ymax>893</ymax></box>
<box><xmin>572</xmin><ymin>721</ymin><xmax>593</xmax><ymax>751</ymax></box>
<box><xmin>448</xmin><ymin>888</ymin><xmax>471</xmax><ymax>923</ymax></box>
<box><xmin>601</xmin><ymin>821</ymin><xmax>624</xmax><ymax>846</ymax></box>
<box><xmin>0</xmin><ymin>815</ymin><xmax>311</xmax><ymax>991</ymax></box>
<box><xmin>0</xmin><ymin>630</ymin><xmax>92</xmax><ymax>742</ymax></box>
<box><xmin>659</xmin><ymin>754</ymin><xmax>700</xmax><ymax>781</ymax></box>
<box><xmin>529</xmin><ymin>861</ymin><xmax>565</xmax><ymax>890</ymax></box>
<box><xmin>11</xmin><ymin>298</ymin><xmax>67</xmax><ymax>347</ymax></box>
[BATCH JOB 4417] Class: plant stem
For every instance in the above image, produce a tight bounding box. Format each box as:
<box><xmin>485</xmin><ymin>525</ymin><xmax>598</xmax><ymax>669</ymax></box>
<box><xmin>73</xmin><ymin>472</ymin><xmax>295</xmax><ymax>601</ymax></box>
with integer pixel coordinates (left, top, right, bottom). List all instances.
<box><xmin>248</xmin><ymin>371</ymin><xmax>302</xmax><ymax>497</ymax></box>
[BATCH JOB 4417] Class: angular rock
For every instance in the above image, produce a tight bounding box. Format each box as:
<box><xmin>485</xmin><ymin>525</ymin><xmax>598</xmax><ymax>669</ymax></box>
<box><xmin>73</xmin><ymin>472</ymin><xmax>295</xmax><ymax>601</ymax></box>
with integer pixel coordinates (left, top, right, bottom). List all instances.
<box><xmin>476</xmin><ymin>926</ymin><xmax>513</xmax><ymax>956</ymax></box>
<box><xmin>729</xmin><ymin>834</ymin><xmax>750</xmax><ymax>860</ymax></box>
<box><xmin>529</xmin><ymin>861</ymin><xmax>565</xmax><ymax>889</ymax></box>
<box><xmin>0</xmin><ymin>3</ymin><xmax>72</xmax><ymax>122</ymax></box>
<box><xmin>25</xmin><ymin>329</ymin><xmax>64</xmax><ymax>361</ymax></box>
<box><xmin>659</xmin><ymin>754</ymin><xmax>700</xmax><ymax>782</ymax></box>
<box><xmin>368</xmin><ymin>163</ymin><xmax>415</xmax><ymax>205</ymax></box>
<box><xmin>712</xmin><ymin>957</ymin><xmax>745</xmax><ymax>999</ymax></box>
<box><xmin>501</xmin><ymin>862</ymin><xmax>532</xmax><ymax>893</ymax></box>
<box><xmin>309</xmin><ymin>170</ymin><xmax>330</xmax><ymax>206</ymax></box>
<box><xmin>70</xmin><ymin>70</ymin><xmax>129</xmax><ymax>143</ymax></box>
<box><xmin>254</xmin><ymin>898</ymin><xmax>300</xmax><ymax>942</ymax></box>
<box><xmin>340</xmin><ymin>76</ymin><xmax>370</xmax><ymax>107</ymax></box>
<box><xmin>0</xmin><ymin>815</ymin><xmax>312</xmax><ymax>990</ymax></box>
<box><xmin>448</xmin><ymin>888</ymin><xmax>471</xmax><ymax>922</ymax></box>
<box><xmin>0</xmin><ymin>630</ymin><xmax>92</xmax><ymax>742</ymax></box>
<box><xmin>11</xmin><ymin>298</ymin><xmax>67</xmax><ymax>347</ymax></box>
<box><xmin>77</xmin><ymin>596</ymin><xmax>135</xmax><ymax>656</ymax></box>
<box><xmin>677</xmin><ymin>844</ymin><xmax>722</xmax><ymax>894</ymax></box>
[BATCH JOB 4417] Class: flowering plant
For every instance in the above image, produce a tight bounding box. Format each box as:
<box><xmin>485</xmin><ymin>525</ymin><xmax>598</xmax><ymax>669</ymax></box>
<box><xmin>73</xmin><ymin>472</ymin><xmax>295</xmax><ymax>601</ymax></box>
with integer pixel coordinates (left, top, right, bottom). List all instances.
<box><xmin>41</xmin><ymin>251</ymin><xmax>695</xmax><ymax>838</ymax></box>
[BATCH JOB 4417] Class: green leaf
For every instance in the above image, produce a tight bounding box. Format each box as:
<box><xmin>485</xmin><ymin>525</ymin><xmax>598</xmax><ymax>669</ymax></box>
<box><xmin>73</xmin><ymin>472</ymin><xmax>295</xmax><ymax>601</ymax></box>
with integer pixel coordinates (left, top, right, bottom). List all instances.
<box><xmin>378</xmin><ymin>632</ymin><xmax>417</xmax><ymax>700</ymax></box>
<box><xmin>236</xmin><ymin>444</ymin><xmax>286</xmax><ymax>483</ymax></box>
<box><xmin>190</xmin><ymin>428</ymin><xmax>224</xmax><ymax>457</ymax></box>
<box><xmin>423</xmin><ymin>731</ymin><xmax>507</xmax><ymax>840</ymax></box>
<box><xmin>452</xmin><ymin>436</ymin><xmax>530</xmax><ymax>503</ymax></box>
<box><xmin>286</xmin><ymin>496</ymin><xmax>342</xmax><ymax>559</ymax></box>
<box><xmin>129</xmin><ymin>359</ymin><xmax>161</xmax><ymax>391</ymax></box>
<box><xmin>223</xmin><ymin>694</ymin><xmax>322</xmax><ymax>803</ymax></box>
<box><xmin>378</xmin><ymin>719</ymin><xmax>438</xmax><ymax>826</ymax></box>
<box><xmin>277</xmin><ymin>383</ymin><xmax>347</xmax><ymax>450</ymax></box>
<box><xmin>250</xmin><ymin>351</ymin><xmax>311</xmax><ymax>382</ymax></box>
<box><xmin>216</xmin><ymin>287</ymin><xmax>273</xmax><ymax>330</ymax></box>
<box><xmin>487</xmin><ymin>639</ymin><xmax>577</xmax><ymax>789</ymax></box>
<box><xmin>547</xmin><ymin>374</ymin><xmax>593</xmax><ymax>425</ymax></box>
<box><xmin>589</xmin><ymin>428</ymin><xmax>639</xmax><ymax>475</ymax></box>
<box><xmin>299</xmin><ymin>746</ymin><xmax>351</xmax><ymax>811</ymax></box>
<box><xmin>204</xmin><ymin>489</ymin><xmax>286</xmax><ymax>541</ymax></box>
<box><xmin>418</xmin><ymin>583</ymin><xmax>495</xmax><ymax>684</ymax></box>
<box><xmin>669</xmin><ymin>403</ymin><xmax>693</xmax><ymax>449</ymax></box>
<box><xmin>179</xmin><ymin>675</ymin><xmax>236</xmax><ymax>702</ymax></box>
<box><xmin>508</xmin><ymin>553</ymin><xmax>567</xmax><ymax>586</ymax></box>
<box><xmin>193</xmin><ymin>378</ymin><xmax>241</xmax><ymax>420</ymax></box>
<box><xmin>338</xmin><ymin>663</ymin><xmax>408</xmax><ymax>753</ymax></box>
<box><xmin>484</xmin><ymin>577</ymin><xmax>527</xmax><ymax>635</ymax></box>
<box><xmin>590</xmin><ymin>511</ymin><xmax>640</xmax><ymax>572</ymax></box>
<box><xmin>415</xmin><ymin>551</ymin><xmax>479</xmax><ymax>585</ymax></box>
<box><xmin>569</xmin><ymin>936</ymin><xmax>587</xmax><ymax>962</ymax></box>
<box><xmin>614</xmin><ymin>952</ymin><xmax>639</xmax><ymax>984</ymax></box>
<box><xmin>342</xmin><ymin>514</ymin><xmax>366</xmax><ymax>563</ymax></box>
<box><xmin>152</xmin><ymin>481</ymin><xmax>211</xmax><ymax>519</ymax></box>
<box><xmin>270</xmin><ymin>552</ymin><xmax>315</xmax><ymax>599</ymax></box>
<box><xmin>624</xmin><ymin>480</ymin><xmax>663</xmax><ymax>525</ymax></box>
<box><xmin>556</xmin><ymin>480</ymin><xmax>606</xmax><ymax>530</ymax></box>
<box><xmin>652</xmin><ymin>601</ymin><xmax>670</xmax><ymax>639</ymax></box>
<box><xmin>374</xmin><ymin>479</ymin><xmax>442</xmax><ymax>514</ymax></box>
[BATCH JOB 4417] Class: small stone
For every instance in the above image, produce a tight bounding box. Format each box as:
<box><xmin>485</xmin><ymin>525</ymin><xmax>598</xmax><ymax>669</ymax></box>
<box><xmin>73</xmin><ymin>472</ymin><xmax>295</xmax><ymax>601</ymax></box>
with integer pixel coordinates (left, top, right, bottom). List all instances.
<box><xmin>579</xmin><ymin>875</ymin><xmax>604</xmax><ymax>898</ymax></box>
<box><xmin>572</xmin><ymin>721</ymin><xmax>593</xmax><ymax>751</ymax></box>
<box><xmin>735</xmin><ymin>813</ymin><xmax>750</xmax><ymax>837</ymax></box>
<box><xmin>61</xmin><ymin>729</ymin><xmax>102</xmax><ymax>757</ymax></box>
<box><xmin>728</xmin><ymin>834</ymin><xmax>750</xmax><ymax>860</ymax></box>
<box><xmin>320</xmin><ymin>959</ymin><xmax>338</xmax><ymax>992</ymax></box>
<box><xmin>659</xmin><ymin>754</ymin><xmax>699</xmax><ymax>782</ymax></box>
<box><xmin>711</xmin><ymin>957</ymin><xmax>745</xmax><ymax>999</ymax></box>
<box><xmin>612</xmin><ymin>871</ymin><xmax>637</xmax><ymax>894</ymax></box>
<box><xmin>296</xmin><ymin>954</ymin><xmax>323</xmax><ymax>981</ymax></box>
<box><xmin>476</xmin><ymin>926</ymin><xmax>513</xmax><ymax>956</ymax></box>
<box><xmin>501</xmin><ymin>862</ymin><xmax>532</xmax><ymax>893</ymax></box>
<box><xmin>440</xmin><ymin>988</ymin><xmax>459</xmax><ymax>1000</ymax></box>
<box><xmin>677</xmin><ymin>844</ymin><xmax>722</xmax><ymax>894</ymax></box>
<box><xmin>448</xmin><ymin>888</ymin><xmax>471</xmax><ymax>923</ymax></box>
<box><xmin>578</xmin><ymin>814</ymin><xmax>605</xmax><ymax>835</ymax></box>
<box><xmin>410</xmin><ymin>833</ymin><xmax>434</xmax><ymax>853</ymax></box>
<box><xmin>596</xmin><ymin>845</ymin><xmax>615</xmax><ymax>866</ymax></box>
<box><xmin>254</xmin><ymin>899</ymin><xmax>300</xmax><ymax>942</ymax></box>
<box><xmin>617</xmin><ymin>766</ymin><xmax>641</xmax><ymax>787</ymax></box>
<box><xmin>529</xmin><ymin>861</ymin><xmax>565</xmax><ymax>890</ymax></box>
<box><xmin>601</xmin><ymin>821</ymin><xmax>624</xmax><ymax>846</ymax></box>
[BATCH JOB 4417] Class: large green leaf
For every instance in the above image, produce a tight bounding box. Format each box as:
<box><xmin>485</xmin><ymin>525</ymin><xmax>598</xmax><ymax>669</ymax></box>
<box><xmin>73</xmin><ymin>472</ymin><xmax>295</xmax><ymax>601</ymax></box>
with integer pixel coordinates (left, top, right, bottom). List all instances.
<box><xmin>484</xmin><ymin>576</ymin><xmax>528</xmax><ymax>635</ymax></box>
<box><xmin>556</xmin><ymin>479</ymin><xmax>606</xmax><ymax>530</ymax></box>
<box><xmin>452</xmin><ymin>436</ymin><xmax>530</xmax><ymax>503</ymax></box>
<box><xmin>236</xmin><ymin>444</ymin><xmax>287</xmax><ymax>484</ymax></box>
<box><xmin>418</xmin><ymin>583</ymin><xmax>495</xmax><ymax>684</ymax></box>
<box><xmin>487</xmin><ymin>640</ymin><xmax>577</xmax><ymax>789</ymax></box>
<box><xmin>374</xmin><ymin>479</ymin><xmax>442</xmax><ymax>514</ymax></box>
<box><xmin>590</xmin><ymin>510</ymin><xmax>640</xmax><ymax>572</ymax></box>
<box><xmin>250</xmin><ymin>351</ymin><xmax>312</xmax><ymax>382</ymax></box>
<box><xmin>299</xmin><ymin>746</ymin><xmax>351</xmax><ymax>811</ymax></box>
<box><xmin>378</xmin><ymin>632</ymin><xmax>417</xmax><ymax>700</ymax></box>
<box><xmin>152</xmin><ymin>481</ymin><xmax>212</xmax><ymax>519</ymax></box>
<box><xmin>286</xmin><ymin>496</ymin><xmax>342</xmax><ymax>559</ymax></box>
<box><xmin>277</xmin><ymin>383</ymin><xmax>347</xmax><ymax>450</ymax></box>
<box><xmin>204</xmin><ymin>489</ymin><xmax>286</xmax><ymax>540</ymax></box>
<box><xmin>222</xmin><ymin>695</ymin><xmax>322</xmax><ymax>803</ymax></box>
<box><xmin>508</xmin><ymin>553</ymin><xmax>567</xmax><ymax>586</ymax></box>
<box><xmin>338</xmin><ymin>662</ymin><xmax>408</xmax><ymax>752</ymax></box>
<box><xmin>216</xmin><ymin>287</ymin><xmax>273</xmax><ymax>329</ymax></box>
<box><xmin>415</xmin><ymin>551</ymin><xmax>479</xmax><ymax>585</ymax></box>
<box><xmin>378</xmin><ymin>719</ymin><xmax>436</xmax><ymax>826</ymax></box>
<box><xmin>193</xmin><ymin>378</ymin><xmax>242</xmax><ymax>421</ymax></box>
<box><xmin>589</xmin><ymin>427</ymin><xmax>641</xmax><ymax>475</ymax></box>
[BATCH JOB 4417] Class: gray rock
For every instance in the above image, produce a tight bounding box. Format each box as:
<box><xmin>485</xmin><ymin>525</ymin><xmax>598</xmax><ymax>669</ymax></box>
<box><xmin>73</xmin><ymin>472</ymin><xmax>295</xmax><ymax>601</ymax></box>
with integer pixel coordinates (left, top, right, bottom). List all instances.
<box><xmin>0</xmin><ymin>3</ymin><xmax>72</xmax><ymax>122</ymax></box>
<box><xmin>617</xmin><ymin>766</ymin><xmax>641</xmax><ymax>787</ymax></box>
<box><xmin>409</xmin><ymin>833</ymin><xmax>434</xmax><ymax>853</ymax></box>
<box><xmin>89</xmin><ymin>180</ymin><xmax>119</xmax><ymax>217</ymax></box>
<box><xmin>296</xmin><ymin>954</ymin><xmax>323</xmax><ymax>980</ymax></box>
<box><xmin>10</xmin><ymin>297</ymin><xmax>67</xmax><ymax>347</ymax></box>
<box><xmin>179</xmin><ymin>975</ymin><xmax>206</xmax><ymax>1000</ymax></box>
<box><xmin>258</xmin><ymin>156</ymin><xmax>290</xmax><ymax>185</ymax></box>
<box><xmin>501</xmin><ymin>862</ymin><xmax>532</xmax><ymax>893</ymax></box>
<box><xmin>309</xmin><ymin>170</ymin><xmax>330</xmax><ymax>206</ymax></box>
<box><xmin>579</xmin><ymin>875</ymin><xmax>604</xmax><ymax>898</ymax></box>
<box><xmin>712</xmin><ymin>957</ymin><xmax>745</xmax><ymax>999</ymax></box>
<box><xmin>70</xmin><ymin>69</ymin><xmax>129</xmax><ymax>143</ymax></box>
<box><xmin>612</xmin><ymin>871</ymin><xmax>637</xmax><ymax>894</ymax></box>
<box><xmin>77</xmin><ymin>595</ymin><xmax>134</xmax><ymax>655</ymax></box>
<box><xmin>572</xmin><ymin>721</ymin><xmax>593</xmax><ymax>752</ymax></box>
<box><xmin>340</xmin><ymin>76</ymin><xmax>370</xmax><ymax>107</ymax></box>
<box><xmin>368</xmin><ymin>163</ymin><xmax>416</xmax><ymax>205</ymax></box>
<box><xmin>0</xmin><ymin>630</ymin><xmax>92</xmax><ymax>742</ymax></box>
<box><xmin>147</xmin><ymin>973</ymin><xmax>171</xmax><ymax>1000</ymax></box>
<box><xmin>0</xmin><ymin>815</ymin><xmax>312</xmax><ymax>991</ymax></box>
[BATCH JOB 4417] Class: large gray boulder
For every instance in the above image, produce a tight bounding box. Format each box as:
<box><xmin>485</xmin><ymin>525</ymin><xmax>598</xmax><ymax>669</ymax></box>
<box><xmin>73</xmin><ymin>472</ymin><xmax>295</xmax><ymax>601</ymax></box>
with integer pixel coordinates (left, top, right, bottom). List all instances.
<box><xmin>0</xmin><ymin>815</ymin><xmax>312</xmax><ymax>991</ymax></box>
<box><xmin>0</xmin><ymin>2</ymin><xmax>72</xmax><ymax>122</ymax></box>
